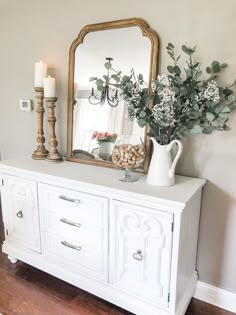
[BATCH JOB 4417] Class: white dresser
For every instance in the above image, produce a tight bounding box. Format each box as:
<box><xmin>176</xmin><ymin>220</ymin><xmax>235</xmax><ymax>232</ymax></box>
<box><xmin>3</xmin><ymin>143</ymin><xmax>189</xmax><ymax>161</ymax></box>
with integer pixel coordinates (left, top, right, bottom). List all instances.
<box><xmin>0</xmin><ymin>158</ymin><xmax>206</xmax><ymax>315</ymax></box>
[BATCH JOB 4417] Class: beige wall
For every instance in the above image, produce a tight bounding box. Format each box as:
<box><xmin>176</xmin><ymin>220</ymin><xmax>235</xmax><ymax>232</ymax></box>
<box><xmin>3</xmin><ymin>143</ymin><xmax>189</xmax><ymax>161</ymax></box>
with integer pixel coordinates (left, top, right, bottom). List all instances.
<box><xmin>0</xmin><ymin>0</ymin><xmax>236</xmax><ymax>294</ymax></box>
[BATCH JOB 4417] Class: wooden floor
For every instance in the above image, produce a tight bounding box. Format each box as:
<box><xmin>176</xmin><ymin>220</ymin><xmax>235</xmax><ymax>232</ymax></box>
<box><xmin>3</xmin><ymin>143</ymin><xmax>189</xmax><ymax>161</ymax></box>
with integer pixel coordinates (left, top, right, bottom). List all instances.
<box><xmin>0</xmin><ymin>212</ymin><xmax>234</xmax><ymax>315</ymax></box>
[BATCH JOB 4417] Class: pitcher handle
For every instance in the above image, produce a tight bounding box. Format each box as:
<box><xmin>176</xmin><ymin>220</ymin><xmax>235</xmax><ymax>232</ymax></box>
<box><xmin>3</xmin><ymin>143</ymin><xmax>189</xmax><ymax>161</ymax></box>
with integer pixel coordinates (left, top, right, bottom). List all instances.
<box><xmin>166</xmin><ymin>140</ymin><xmax>183</xmax><ymax>179</ymax></box>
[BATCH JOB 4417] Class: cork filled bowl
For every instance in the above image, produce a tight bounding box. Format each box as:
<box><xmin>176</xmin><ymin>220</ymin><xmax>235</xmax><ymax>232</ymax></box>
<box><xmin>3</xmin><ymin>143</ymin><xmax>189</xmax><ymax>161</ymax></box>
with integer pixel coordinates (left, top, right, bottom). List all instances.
<box><xmin>112</xmin><ymin>135</ymin><xmax>145</xmax><ymax>182</ymax></box>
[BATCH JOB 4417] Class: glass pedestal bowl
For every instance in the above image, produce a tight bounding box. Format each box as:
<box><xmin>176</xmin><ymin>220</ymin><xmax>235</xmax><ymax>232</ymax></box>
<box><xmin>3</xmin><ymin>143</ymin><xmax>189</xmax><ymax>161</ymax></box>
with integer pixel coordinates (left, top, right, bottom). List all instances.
<box><xmin>112</xmin><ymin>135</ymin><xmax>145</xmax><ymax>182</ymax></box>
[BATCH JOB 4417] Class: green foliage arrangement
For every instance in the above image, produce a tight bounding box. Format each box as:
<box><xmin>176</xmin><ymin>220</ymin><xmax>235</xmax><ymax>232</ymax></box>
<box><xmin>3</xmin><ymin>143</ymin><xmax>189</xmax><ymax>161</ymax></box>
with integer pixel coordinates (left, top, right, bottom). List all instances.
<box><xmin>90</xmin><ymin>44</ymin><xmax>236</xmax><ymax>145</ymax></box>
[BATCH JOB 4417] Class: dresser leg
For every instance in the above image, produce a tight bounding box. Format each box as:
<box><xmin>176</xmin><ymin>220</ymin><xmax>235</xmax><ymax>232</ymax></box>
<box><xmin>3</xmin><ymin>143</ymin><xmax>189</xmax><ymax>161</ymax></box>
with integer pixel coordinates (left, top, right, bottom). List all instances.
<box><xmin>8</xmin><ymin>255</ymin><xmax>18</xmax><ymax>264</ymax></box>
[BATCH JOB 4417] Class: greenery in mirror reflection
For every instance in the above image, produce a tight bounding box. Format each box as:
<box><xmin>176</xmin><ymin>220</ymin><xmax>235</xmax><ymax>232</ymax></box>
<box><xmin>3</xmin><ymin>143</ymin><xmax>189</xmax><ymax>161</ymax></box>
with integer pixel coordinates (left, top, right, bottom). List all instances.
<box><xmin>90</xmin><ymin>44</ymin><xmax>236</xmax><ymax>145</ymax></box>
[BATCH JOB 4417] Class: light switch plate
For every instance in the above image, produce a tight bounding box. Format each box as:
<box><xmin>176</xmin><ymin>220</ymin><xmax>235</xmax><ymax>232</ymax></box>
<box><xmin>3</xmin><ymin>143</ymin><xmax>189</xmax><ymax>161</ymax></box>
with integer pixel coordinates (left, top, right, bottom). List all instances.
<box><xmin>20</xmin><ymin>99</ymin><xmax>32</xmax><ymax>111</ymax></box>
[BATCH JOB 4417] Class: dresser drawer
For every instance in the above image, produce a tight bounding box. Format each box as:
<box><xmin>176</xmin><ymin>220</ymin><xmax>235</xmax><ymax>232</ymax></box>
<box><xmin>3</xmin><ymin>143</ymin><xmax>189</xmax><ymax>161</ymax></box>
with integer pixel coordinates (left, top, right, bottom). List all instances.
<box><xmin>39</xmin><ymin>183</ymin><xmax>108</xmax><ymax>230</ymax></box>
<box><xmin>42</xmin><ymin>231</ymin><xmax>108</xmax><ymax>282</ymax></box>
<box><xmin>42</xmin><ymin>215</ymin><xmax>106</xmax><ymax>252</ymax></box>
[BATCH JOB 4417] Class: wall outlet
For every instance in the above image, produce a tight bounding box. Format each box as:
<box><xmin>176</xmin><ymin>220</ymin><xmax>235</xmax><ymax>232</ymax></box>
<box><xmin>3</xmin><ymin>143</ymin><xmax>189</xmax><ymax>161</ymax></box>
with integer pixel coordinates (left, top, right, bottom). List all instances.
<box><xmin>20</xmin><ymin>99</ymin><xmax>32</xmax><ymax>112</ymax></box>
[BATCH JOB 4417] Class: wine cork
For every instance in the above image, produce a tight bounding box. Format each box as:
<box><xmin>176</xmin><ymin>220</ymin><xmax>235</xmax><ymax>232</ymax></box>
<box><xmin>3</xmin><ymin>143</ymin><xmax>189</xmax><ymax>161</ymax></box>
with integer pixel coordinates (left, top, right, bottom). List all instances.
<box><xmin>112</xmin><ymin>144</ymin><xmax>145</xmax><ymax>169</ymax></box>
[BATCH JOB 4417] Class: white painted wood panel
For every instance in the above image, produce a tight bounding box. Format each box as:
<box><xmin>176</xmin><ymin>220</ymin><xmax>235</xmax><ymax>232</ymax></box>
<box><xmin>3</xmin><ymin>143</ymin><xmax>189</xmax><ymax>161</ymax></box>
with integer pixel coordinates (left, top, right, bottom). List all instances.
<box><xmin>39</xmin><ymin>183</ymin><xmax>108</xmax><ymax>230</ymax></box>
<box><xmin>0</xmin><ymin>158</ymin><xmax>206</xmax><ymax>315</ymax></box>
<box><xmin>110</xmin><ymin>200</ymin><xmax>173</xmax><ymax>308</ymax></box>
<box><xmin>42</xmin><ymin>231</ymin><xmax>108</xmax><ymax>282</ymax></box>
<box><xmin>0</xmin><ymin>158</ymin><xmax>206</xmax><ymax>210</ymax></box>
<box><xmin>1</xmin><ymin>174</ymin><xmax>41</xmax><ymax>253</ymax></box>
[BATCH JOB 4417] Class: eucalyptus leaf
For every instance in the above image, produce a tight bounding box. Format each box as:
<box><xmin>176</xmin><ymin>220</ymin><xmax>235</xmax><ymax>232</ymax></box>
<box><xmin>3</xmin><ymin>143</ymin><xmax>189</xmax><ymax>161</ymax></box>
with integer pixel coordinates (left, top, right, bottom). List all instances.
<box><xmin>96</xmin><ymin>79</ymin><xmax>104</xmax><ymax>85</ymax></box>
<box><xmin>174</xmin><ymin>66</ymin><xmax>181</xmax><ymax>75</ymax></box>
<box><xmin>139</xmin><ymin>111</ymin><xmax>146</xmax><ymax>118</ymax></box>
<box><xmin>221</xmin><ymin>63</ymin><xmax>228</xmax><ymax>69</ymax></box>
<box><xmin>227</xmin><ymin>95</ymin><xmax>236</xmax><ymax>102</ymax></box>
<box><xmin>206</xmin><ymin>112</ymin><xmax>215</xmax><ymax>121</ymax></box>
<box><xmin>211</xmin><ymin>61</ymin><xmax>221</xmax><ymax>73</ymax></box>
<box><xmin>221</xmin><ymin>106</ymin><xmax>230</xmax><ymax>113</ymax></box>
<box><xmin>228</xmin><ymin>103</ymin><xmax>236</xmax><ymax>111</ymax></box>
<box><xmin>219</xmin><ymin>112</ymin><xmax>230</xmax><ymax>119</ymax></box>
<box><xmin>182</xmin><ymin>45</ymin><xmax>195</xmax><ymax>55</ymax></box>
<box><xmin>138</xmin><ymin>119</ymin><xmax>147</xmax><ymax>128</ymax></box>
<box><xmin>206</xmin><ymin>67</ymin><xmax>212</xmax><ymax>74</ymax></box>
<box><xmin>110</xmin><ymin>83</ymin><xmax>121</xmax><ymax>88</ymax></box>
<box><xmin>194</xmin><ymin>71</ymin><xmax>202</xmax><ymax>80</ymax></box>
<box><xmin>138</xmin><ymin>74</ymin><xmax>143</xmax><ymax>81</ymax></box>
<box><xmin>167</xmin><ymin>66</ymin><xmax>174</xmax><ymax>73</ymax></box>
<box><xmin>190</xmin><ymin>125</ymin><xmax>202</xmax><ymax>135</ymax></box>
<box><xmin>223</xmin><ymin>88</ymin><xmax>233</xmax><ymax>97</ymax></box>
<box><xmin>111</xmin><ymin>74</ymin><xmax>120</xmax><ymax>82</ymax></box>
<box><xmin>89</xmin><ymin>77</ymin><xmax>97</xmax><ymax>82</ymax></box>
<box><xmin>223</xmin><ymin>124</ymin><xmax>231</xmax><ymax>131</ymax></box>
<box><xmin>167</xmin><ymin>42</ymin><xmax>174</xmax><ymax>49</ymax></box>
<box><xmin>104</xmin><ymin>62</ymin><xmax>112</xmax><ymax>69</ymax></box>
<box><xmin>202</xmin><ymin>127</ymin><xmax>214</xmax><ymax>134</ymax></box>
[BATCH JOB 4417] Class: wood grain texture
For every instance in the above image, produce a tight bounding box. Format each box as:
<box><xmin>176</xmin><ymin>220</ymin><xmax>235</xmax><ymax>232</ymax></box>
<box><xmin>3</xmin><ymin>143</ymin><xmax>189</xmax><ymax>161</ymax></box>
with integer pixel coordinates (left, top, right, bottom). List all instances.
<box><xmin>0</xmin><ymin>210</ymin><xmax>234</xmax><ymax>315</ymax></box>
<box><xmin>31</xmin><ymin>87</ymin><xmax>48</xmax><ymax>160</ymax></box>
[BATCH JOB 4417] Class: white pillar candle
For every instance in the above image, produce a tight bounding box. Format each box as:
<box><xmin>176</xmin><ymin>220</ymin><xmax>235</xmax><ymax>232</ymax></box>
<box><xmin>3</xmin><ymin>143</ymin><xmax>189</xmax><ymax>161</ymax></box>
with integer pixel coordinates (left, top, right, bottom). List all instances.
<box><xmin>34</xmin><ymin>61</ymin><xmax>47</xmax><ymax>87</ymax></box>
<box><xmin>44</xmin><ymin>76</ymin><xmax>56</xmax><ymax>97</ymax></box>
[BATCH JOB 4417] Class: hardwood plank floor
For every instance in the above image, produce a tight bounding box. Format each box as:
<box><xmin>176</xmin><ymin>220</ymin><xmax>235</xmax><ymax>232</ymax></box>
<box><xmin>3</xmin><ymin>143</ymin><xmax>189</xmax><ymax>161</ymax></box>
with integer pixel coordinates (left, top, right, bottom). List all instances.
<box><xmin>0</xmin><ymin>210</ymin><xmax>234</xmax><ymax>315</ymax></box>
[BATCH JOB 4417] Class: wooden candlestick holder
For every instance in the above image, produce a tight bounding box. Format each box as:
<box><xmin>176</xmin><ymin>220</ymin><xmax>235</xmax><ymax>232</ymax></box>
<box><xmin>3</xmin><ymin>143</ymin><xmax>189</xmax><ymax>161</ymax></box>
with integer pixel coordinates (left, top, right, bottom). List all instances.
<box><xmin>32</xmin><ymin>87</ymin><xmax>48</xmax><ymax>159</ymax></box>
<box><xmin>45</xmin><ymin>97</ymin><xmax>63</xmax><ymax>163</ymax></box>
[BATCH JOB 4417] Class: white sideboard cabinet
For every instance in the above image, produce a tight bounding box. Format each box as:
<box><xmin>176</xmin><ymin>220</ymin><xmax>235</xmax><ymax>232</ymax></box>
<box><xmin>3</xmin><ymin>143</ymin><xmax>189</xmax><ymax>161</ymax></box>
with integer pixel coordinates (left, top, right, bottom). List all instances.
<box><xmin>0</xmin><ymin>158</ymin><xmax>206</xmax><ymax>315</ymax></box>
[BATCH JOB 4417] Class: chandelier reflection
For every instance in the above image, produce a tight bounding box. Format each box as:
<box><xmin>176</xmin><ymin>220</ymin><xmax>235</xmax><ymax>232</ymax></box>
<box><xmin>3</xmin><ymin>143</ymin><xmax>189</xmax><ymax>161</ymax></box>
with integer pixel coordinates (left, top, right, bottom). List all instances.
<box><xmin>88</xmin><ymin>58</ymin><xmax>119</xmax><ymax>108</ymax></box>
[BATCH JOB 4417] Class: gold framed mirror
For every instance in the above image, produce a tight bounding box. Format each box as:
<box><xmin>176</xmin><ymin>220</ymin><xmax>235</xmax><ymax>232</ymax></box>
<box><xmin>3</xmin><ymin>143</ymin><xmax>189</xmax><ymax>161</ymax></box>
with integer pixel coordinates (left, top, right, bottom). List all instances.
<box><xmin>67</xmin><ymin>18</ymin><xmax>159</xmax><ymax>173</ymax></box>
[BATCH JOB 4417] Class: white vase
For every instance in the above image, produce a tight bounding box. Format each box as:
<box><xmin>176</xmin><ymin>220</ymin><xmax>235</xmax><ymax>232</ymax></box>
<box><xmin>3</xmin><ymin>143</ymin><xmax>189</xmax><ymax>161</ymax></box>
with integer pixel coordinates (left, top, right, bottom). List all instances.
<box><xmin>99</xmin><ymin>142</ymin><xmax>114</xmax><ymax>161</ymax></box>
<box><xmin>147</xmin><ymin>138</ymin><xmax>183</xmax><ymax>187</ymax></box>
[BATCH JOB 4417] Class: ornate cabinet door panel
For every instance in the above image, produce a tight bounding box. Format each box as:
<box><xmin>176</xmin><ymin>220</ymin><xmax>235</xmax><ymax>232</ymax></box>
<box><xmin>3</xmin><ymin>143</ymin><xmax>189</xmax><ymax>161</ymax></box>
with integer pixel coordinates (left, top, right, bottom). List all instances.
<box><xmin>1</xmin><ymin>175</ymin><xmax>41</xmax><ymax>253</ymax></box>
<box><xmin>110</xmin><ymin>200</ymin><xmax>173</xmax><ymax>308</ymax></box>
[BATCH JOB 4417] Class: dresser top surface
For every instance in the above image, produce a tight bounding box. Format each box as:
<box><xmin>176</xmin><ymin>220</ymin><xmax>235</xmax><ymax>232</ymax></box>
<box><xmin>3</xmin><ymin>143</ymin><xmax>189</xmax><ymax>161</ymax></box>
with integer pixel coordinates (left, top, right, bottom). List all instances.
<box><xmin>0</xmin><ymin>157</ymin><xmax>206</xmax><ymax>209</ymax></box>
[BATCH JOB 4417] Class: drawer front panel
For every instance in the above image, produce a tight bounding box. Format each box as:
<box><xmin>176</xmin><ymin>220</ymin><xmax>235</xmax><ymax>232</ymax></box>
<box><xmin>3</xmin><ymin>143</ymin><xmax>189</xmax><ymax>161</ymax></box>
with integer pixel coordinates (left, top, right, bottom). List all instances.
<box><xmin>39</xmin><ymin>183</ymin><xmax>108</xmax><ymax>230</ymax></box>
<box><xmin>110</xmin><ymin>200</ymin><xmax>173</xmax><ymax>308</ymax></box>
<box><xmin>1</xmin><ymin>174</ymin><xmax>41</xmax><ymax>253</ymax></box>
<box><xmin>42</xmin><ymin>231</ymin><xmax>108</xmax><ymax>282</ymax></box>
<box><xmin>42</xmin><ymin>214</ymin><xmax>105</xmax><ymax>252</ymax></box>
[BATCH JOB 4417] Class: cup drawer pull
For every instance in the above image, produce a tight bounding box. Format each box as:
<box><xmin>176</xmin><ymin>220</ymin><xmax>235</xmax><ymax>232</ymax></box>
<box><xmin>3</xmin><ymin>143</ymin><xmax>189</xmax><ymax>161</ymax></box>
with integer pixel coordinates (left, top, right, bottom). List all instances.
<box><xmin>59</xmin><ymin>195</ymin><xmax>80</xmax><ymax>204</ymax></box>
<box><xmin>60</xmin><ymin>217</ymin><xmax>81</xmax><ymax>228</ymax></box>
<box><xmin>133</xmin><ymin>249</ymin><xmax>143</xmax><ymax>261</ymax></box>
<box><xmin>61</xmin><ymin>241</ymin><xmax>82</xmax><ymax>251</ymax></box>
<box><xmin>16</xmin><ymin>210</ymin><xmax>24</xmax><ymax>218</ymax></box>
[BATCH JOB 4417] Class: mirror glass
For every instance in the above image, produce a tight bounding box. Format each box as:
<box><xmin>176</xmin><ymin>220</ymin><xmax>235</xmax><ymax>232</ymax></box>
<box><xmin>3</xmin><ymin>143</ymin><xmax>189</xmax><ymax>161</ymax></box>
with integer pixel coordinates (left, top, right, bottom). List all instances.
<box><xmin>67</xmin><ymin>19</ymin><xmax>158</xmax><ymax>172</ymax></box>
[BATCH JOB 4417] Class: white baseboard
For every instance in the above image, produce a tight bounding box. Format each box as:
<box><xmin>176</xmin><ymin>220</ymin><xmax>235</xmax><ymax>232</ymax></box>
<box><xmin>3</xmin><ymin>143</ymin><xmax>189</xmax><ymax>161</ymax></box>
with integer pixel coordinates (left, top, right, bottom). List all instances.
<box><xmin>194</xmin><ymin>281</ymin><xmax>236</xmax><ymax>313</ymax></box>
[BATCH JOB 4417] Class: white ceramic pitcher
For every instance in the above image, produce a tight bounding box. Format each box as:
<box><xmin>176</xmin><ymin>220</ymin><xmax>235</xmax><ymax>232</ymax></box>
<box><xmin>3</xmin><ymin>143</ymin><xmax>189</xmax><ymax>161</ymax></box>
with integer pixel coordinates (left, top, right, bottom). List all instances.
<box><xmin>147</xmin><ymin>138</ymin><xmax>183</xmax><ymax>187</ymax></box>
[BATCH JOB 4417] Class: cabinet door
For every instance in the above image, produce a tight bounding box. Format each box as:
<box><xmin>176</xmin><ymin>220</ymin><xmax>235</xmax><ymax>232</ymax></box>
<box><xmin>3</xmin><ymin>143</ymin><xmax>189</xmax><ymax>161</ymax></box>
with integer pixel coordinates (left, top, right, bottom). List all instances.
<box><xmin>1</xmin><ymin>175</ymin><xmax>41</xmax><ymax>253</ymax></box>
<box><xmin>110</xmin><ymin>200</ymin><xmax>173</xmax><ymax>308</ymax></box>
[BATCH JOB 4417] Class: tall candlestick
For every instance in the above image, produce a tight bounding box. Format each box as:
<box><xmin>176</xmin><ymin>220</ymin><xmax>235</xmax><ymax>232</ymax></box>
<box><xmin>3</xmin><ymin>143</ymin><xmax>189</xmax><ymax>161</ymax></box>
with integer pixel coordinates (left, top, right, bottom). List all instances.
<box><xmin>44</xmin><ymin>76</ymin><xmax>56</xmax><ymax>97</ymax></box>
<box><xmin>32</xmin><ymin>87</ymin><xmax>48</xmax><ymax>159</ymax></box>
<box><xmin>35</xmin><ymin>61</ymin><xmax>47</xmax><ymax>87</ymax></box>
<box><xmin>45</xmin><ymin>97</ymin><xmax>63</xmax><ymax>163</ymax></box>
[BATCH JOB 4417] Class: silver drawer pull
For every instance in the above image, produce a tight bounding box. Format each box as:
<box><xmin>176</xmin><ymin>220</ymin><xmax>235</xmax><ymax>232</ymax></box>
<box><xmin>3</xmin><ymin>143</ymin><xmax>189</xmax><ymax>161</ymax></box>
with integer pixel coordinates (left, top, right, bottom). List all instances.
<box><xmin>16</xmin><ymin>210</ymin><xmax>24</xmax><ymax>218</ymax></box>
<box><xmin>59</xmin><ymin>195</ymin><xmax>80</xmax><ymax>204</ymax></box>
<box><xmin>60</xmin><ymin>218</ymin><xmax>81</xmax><ymax>228</ymax></box>
<box><xmin>133</xmin><ymin>249</ymin><xmax>143</xmax><ymax>261</ymax></box>
<box><xmin>61</xmin><ymin>241</ymin><xmax>82</xmax><ymax>251</ymax></box>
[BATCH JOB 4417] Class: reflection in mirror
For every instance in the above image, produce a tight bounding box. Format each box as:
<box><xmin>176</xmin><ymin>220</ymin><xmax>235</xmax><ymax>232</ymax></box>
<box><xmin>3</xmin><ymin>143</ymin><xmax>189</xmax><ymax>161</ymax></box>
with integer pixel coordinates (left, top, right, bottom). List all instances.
<box><xmin>67</xmin><ymin>18</ymin><xmax>159</xmax><ymax>172</ymax></box>
<box><xmin>72</xmin><ymin>27</ymin><xmax>150</xmax><ymax>162</ymax></box>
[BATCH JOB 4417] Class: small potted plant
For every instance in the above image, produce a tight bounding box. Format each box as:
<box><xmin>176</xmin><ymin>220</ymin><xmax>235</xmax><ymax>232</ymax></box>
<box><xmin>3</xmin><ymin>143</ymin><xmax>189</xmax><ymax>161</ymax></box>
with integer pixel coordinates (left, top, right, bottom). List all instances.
<box><xmin>92</xmin><ymin>131</ymin><xmax>117</xmax><ymax>161</ymax></box>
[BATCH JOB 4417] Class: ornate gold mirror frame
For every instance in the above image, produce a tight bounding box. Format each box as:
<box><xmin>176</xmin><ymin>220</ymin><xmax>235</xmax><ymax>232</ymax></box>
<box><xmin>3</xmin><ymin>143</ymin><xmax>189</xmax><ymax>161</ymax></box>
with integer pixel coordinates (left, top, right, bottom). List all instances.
<box><xmin>67</xmin><ymin>18</ymin><xmax>159</xmax><ymax>173</ymax></box>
